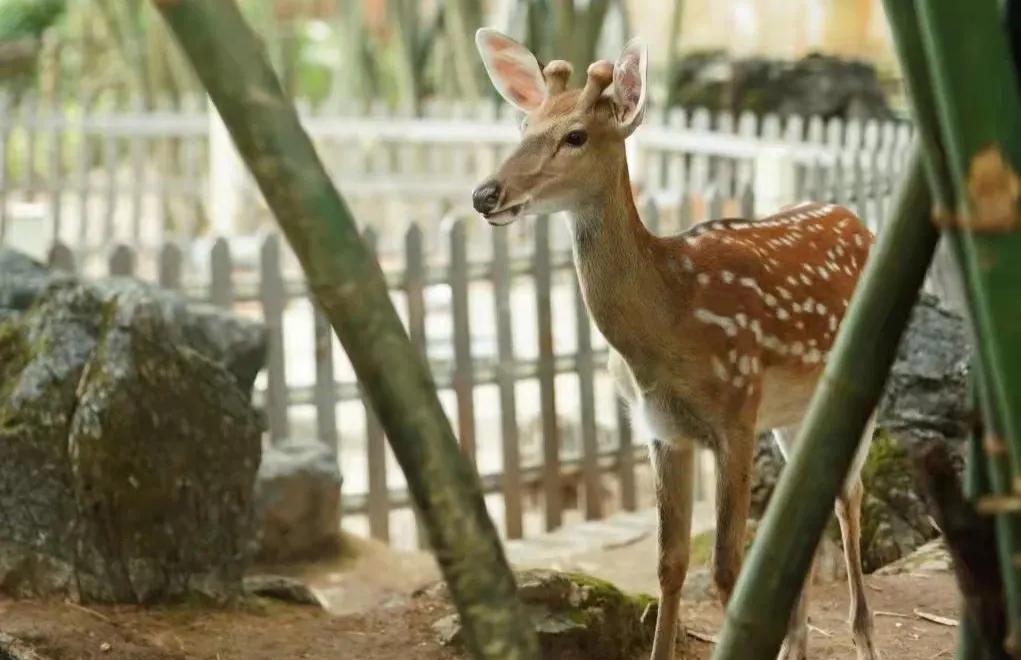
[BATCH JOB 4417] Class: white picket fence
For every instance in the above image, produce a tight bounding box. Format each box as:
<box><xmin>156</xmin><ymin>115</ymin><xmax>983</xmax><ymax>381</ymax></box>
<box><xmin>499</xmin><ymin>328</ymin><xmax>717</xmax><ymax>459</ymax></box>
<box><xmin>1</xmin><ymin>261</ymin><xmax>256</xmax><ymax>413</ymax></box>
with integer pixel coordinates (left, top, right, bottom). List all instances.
<box><xmin>1</xmin><ymin>98</ymin><xmax>933</xmax><ymax>549</ymax></box>
<box><xmin>0</xmin><ymin>95</ymin><xmax>914</xmax><ymax>261</ymax></box>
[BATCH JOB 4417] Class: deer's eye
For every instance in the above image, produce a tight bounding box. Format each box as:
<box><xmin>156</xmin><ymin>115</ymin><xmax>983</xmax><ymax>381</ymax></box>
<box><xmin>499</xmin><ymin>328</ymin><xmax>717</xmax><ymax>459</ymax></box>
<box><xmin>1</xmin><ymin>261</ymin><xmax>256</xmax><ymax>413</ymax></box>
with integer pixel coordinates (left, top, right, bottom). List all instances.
<box><xmin>564</xmin><ymin>130</ymin><xmax>588</xmax><ymax>147</ymax></box>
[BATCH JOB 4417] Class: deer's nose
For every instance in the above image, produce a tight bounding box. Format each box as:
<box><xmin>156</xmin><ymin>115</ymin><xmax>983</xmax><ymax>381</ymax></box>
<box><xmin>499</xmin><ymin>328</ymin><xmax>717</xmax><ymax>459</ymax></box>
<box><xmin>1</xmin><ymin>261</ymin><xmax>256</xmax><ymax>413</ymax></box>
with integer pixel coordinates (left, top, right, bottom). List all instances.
<box><xmin>472</xmin><ymin>180</ymin><xmax>502</xmax><ymax>214</ymax></box>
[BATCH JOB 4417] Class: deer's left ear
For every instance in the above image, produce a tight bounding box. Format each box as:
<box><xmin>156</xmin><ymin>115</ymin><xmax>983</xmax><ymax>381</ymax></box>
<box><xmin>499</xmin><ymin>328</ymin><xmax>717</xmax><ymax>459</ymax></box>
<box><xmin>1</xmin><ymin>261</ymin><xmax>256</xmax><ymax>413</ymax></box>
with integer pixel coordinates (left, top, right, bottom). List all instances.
<box><xmin>612</xmin><ymin>38</ymin><xmax>648</xmax><ymax>137</ymax></box>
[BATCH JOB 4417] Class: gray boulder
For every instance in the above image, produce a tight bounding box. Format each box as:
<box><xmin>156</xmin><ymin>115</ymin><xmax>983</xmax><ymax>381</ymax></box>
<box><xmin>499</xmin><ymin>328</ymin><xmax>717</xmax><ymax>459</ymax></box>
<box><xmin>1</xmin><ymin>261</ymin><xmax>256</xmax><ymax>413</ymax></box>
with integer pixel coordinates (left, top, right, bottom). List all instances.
<box><xmin>0</xmin><ymin>248</ymin><xmax>267</xmax><ymax>394</ymax></box>
<box><xmin>255</xmin><ymin>441</ymin><xmax>342</xmax><ymax>563</ymax></box>
<box><xmin>0</xmin><ymin>263</ymin><xmax>263</xmax><ymax>603</ymax></box>
<box><xmin>669</xmin><ymin>50</ymin><xmax>893</xmax><ymax>120</ymax></box>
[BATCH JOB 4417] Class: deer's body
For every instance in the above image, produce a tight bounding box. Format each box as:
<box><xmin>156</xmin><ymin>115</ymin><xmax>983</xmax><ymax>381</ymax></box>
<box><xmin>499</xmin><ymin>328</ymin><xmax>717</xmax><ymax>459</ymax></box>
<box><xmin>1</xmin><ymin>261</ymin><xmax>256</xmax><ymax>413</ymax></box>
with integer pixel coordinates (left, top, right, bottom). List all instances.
<box><xmin>583</xmin><ymin>192</ymin><xmax>874</xmax><ymax>446</ymax></box>
<box><xmin>472</xmin><ymin>28</ymin><xmax>880</xmax><ymax>660</ymax></box>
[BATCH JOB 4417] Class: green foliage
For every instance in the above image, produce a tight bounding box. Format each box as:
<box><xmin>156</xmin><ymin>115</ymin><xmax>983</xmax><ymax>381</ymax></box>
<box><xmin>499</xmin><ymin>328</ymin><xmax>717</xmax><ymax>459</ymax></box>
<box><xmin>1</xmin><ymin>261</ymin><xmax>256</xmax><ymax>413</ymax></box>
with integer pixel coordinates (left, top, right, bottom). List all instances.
<box><xmin>0</xmin><ymin>0</ymin><xmax>66</xmax><ymax>42</ymax></box>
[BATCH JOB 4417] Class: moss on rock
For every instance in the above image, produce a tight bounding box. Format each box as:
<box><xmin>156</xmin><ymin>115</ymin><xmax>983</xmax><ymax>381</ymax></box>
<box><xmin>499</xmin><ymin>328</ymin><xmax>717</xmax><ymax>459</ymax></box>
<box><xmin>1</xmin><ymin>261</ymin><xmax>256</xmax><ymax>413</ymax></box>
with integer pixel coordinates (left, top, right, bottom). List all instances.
<box><xmin>434</xmin><ymin>569</ymin><xmax>657</xmax><ymax>659</ymax></box>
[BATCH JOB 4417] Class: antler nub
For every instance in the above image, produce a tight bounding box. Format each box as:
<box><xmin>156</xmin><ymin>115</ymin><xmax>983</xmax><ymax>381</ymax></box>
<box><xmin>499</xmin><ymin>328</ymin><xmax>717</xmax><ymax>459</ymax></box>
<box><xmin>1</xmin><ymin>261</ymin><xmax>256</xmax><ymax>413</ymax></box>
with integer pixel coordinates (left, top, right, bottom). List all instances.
<box><xmin>542</xmin><ymin>60</ymin><xmax>573</xmax><ymax>95</ymax></box>
<box><xmin>578</xmin><ymin>60</ymin><xmax>614</xmax><ymax>110</ymax></box>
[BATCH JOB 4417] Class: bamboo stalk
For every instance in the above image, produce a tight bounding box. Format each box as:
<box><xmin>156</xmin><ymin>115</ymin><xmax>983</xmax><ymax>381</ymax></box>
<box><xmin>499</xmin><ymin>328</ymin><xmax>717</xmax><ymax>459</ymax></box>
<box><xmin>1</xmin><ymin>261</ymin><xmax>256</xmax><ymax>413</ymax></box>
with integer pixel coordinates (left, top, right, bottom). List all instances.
<box><xmin>883</xmin><ymin>1</ymin><xmax>1021</xmax><ymax>655</ymax></box>
<box><xmin>149</xmin><ymin>2</ymin><xmax>539</xmax><ymax>658</ymax></box>
<box><xmin>915</xmin><ymin>0</ymin><xmax>1021</xmax><ymax>482</ymax></box>
<box><xmin>711</xmin><ymin>148</ymin><xmax>939</xmax><ymax>659</ymax></box>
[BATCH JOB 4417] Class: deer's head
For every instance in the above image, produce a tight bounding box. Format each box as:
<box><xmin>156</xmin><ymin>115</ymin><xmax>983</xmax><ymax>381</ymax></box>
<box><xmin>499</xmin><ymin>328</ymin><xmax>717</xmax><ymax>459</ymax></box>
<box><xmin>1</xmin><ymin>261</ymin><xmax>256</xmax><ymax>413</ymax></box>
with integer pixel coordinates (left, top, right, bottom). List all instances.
<box><xmin>471</xmin><ymin>29</ymin><xmax>648</xmax><ymax>225</ymax></box>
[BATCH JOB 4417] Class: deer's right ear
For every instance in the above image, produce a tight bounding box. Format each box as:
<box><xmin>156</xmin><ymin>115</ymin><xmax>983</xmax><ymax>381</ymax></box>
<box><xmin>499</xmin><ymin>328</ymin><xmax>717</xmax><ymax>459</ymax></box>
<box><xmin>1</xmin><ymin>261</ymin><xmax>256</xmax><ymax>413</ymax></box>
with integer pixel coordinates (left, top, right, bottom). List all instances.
<box><xmin>475</xmin><ymin>28</ymin><xmax>546</xmax><ymax>113</ymax></box>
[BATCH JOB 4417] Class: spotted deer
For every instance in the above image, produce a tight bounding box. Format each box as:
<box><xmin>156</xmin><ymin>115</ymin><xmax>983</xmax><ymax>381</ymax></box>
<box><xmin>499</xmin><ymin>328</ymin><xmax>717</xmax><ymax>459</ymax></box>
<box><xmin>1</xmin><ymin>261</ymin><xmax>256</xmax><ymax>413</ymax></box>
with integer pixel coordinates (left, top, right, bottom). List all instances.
<box><xmin>471</xmin><ymin>28</ymin><xmax>881</xmax><ymax>660</ymax></box>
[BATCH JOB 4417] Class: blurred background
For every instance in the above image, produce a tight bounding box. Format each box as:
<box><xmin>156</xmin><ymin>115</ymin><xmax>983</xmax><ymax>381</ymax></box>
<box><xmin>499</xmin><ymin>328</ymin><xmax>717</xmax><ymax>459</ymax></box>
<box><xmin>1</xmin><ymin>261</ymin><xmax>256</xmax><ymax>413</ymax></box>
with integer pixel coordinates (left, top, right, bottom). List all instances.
<box><xmin>0</xmin><ymin>0</ymin><xmax>931</xmax><ymax>551</ymax></box>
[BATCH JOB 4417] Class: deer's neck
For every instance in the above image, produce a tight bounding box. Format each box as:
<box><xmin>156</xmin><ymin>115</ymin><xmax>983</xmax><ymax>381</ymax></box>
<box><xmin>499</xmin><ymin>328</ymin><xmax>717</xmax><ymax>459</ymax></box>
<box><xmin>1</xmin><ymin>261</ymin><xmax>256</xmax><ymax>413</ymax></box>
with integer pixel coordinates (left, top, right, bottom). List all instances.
<box><xmin>568</xmin><ymin>166</ymin><xmax>673</xmax><ymax>361</ymax></box>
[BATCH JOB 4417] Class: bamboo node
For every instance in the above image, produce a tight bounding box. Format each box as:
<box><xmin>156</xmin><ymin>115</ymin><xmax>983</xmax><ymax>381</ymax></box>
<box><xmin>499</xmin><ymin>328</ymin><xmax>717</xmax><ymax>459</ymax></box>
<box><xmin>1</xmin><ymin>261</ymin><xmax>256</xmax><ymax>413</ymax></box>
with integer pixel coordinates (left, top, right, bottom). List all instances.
<box><xmin>930</xmin><ymin>204</ymin><xmax>958</xmax><ymax>229</ymax></box>
<box><xmin>983</xmin><ymin>433</ymin><xmax>1008</xmax><ymax>456</ymax></box>
<box><xmin>976</xmin><ymin>494</ymin><xmax>1021</xmax><ymax>515</ymax></box>
<box><xmin>965</xmin><ymin>146</ymin><xmax>1021</xmax><ymax>232</ymax></box>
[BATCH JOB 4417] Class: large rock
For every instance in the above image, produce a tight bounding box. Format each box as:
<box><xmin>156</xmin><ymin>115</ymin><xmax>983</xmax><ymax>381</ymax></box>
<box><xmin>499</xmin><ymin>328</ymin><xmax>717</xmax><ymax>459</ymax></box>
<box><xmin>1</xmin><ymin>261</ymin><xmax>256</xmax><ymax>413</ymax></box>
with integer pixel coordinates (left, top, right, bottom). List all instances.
<box><xmin>254</xmin><ymin>441</ymin><xmax>342</xmax><ymax>563</ymax></box>
<box><xmin>430</xmin><ymin>569</ymin><xmax>656</xmax><ymax>660</ymax></box>
<box><xmin>669</xmin><ymin>50</ymin><xmax>893</xmax><ymax>120</ymax></box>
<box><xmin>749</xmin><ymin>294</ymin><xmax>969</xmax><ymax>570</ymax></box>
<box><xmin>0</xmin><ymin>248</ymin><xmax>267</xmax><ymax>394</ymax></box>
<box><xmin>0</xmin><ymin>251</ymin><xmax>264</xmax><ymax>603</ymax></box>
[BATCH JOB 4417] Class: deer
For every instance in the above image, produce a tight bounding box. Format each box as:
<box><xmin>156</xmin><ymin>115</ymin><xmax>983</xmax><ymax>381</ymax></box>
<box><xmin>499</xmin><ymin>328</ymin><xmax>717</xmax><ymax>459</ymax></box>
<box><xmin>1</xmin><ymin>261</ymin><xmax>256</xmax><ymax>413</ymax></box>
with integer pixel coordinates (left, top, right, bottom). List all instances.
<box><xmin>470</xmin><ymin>29</ymin><xmax>881</xmax><ymax>660</ymax></box>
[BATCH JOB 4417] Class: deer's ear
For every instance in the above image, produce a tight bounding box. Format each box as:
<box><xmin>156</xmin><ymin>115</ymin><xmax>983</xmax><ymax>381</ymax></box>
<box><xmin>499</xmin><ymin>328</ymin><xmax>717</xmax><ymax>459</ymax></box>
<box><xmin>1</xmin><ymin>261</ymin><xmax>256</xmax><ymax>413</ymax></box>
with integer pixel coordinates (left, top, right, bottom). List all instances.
<box><xmin>612</xmin><ymin>38</ymin><xmax>648</xmax><ymax>137</ymax></box>
<box><xmin>475</xmin><ymin>28</ymin><xmax>546</xmax><ymax>113</ymax></box>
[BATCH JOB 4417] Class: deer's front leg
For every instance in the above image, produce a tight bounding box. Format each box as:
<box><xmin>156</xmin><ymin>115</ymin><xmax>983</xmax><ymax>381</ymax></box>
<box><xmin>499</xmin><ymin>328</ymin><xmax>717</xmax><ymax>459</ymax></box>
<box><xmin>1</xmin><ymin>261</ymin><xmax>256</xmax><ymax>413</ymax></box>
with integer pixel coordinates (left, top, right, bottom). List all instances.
<box><xmin>712</xmin><ymin>431</ymin><xmax>755</xmax><ymax>604</ymax></box>
<box><xmin>649</xmin><ymin>439</ymin><xmax>695</xmax><ymax>660</ymax></box>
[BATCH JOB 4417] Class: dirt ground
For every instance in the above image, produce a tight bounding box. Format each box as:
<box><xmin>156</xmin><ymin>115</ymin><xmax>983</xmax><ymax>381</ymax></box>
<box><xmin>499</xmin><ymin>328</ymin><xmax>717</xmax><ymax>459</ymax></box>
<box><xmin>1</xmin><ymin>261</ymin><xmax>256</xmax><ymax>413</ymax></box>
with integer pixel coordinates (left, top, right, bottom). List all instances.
<box><xmin>0</xmin><ymin>568</ymin><xmax>960</xmax><ymax>660</ymax></box>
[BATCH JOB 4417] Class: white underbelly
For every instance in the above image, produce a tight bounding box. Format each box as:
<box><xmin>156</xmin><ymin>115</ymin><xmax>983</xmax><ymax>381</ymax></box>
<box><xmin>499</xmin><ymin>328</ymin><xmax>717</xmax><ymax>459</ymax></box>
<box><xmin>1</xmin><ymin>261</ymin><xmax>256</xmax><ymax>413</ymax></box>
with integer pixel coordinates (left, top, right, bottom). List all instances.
<box><xmin>756</xmin><ymin>367</ymin><xmax>820</xmax><ymax>433</ymax></box>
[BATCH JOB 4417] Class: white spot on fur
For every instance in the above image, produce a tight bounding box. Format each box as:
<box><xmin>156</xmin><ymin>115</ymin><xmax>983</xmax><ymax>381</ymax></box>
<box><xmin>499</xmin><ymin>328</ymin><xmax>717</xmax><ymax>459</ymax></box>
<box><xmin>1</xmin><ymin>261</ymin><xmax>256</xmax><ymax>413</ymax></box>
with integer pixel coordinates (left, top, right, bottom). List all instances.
<box><xmin>712</xmin><ymin>356</ymin><xmax>729</xmax><ymax>381</ymax></box>
<box><xmin>694</xmin><ymin>308</ymin><xmax>738</xmax><ymax>337</ymax></box>
<box><xmin>739</xmin><ymin>355</ymin><xmax>750</xmax><ymax>375</ymax></box>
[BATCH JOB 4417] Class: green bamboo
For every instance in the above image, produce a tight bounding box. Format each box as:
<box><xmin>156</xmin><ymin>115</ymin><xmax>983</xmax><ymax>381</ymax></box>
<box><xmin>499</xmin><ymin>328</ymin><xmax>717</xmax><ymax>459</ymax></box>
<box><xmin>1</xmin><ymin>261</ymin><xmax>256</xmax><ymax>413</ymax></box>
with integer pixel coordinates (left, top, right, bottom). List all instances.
<box><xmin>884</xmin><ymin>1</ymin><xmax>1021</xmax><ymax>654</ymax></box>
<box><xmin>916</xmin><ymin>0</ymin><xmax>1021</xmax><ymax>482</ymax></box>
<box><xmin>711</xmin><ymin>148</ymin><xmax>939</xmax><ymax>659</ymax></box>
<box><xmin>150</xmin><ymin>2</ymin><xmax>539</xmax><ymax>658</ymax></box>
<box><xmin>917</xmin><ymin>0</ymin><xmax>1021</xmax><ymax>652</ymax></box>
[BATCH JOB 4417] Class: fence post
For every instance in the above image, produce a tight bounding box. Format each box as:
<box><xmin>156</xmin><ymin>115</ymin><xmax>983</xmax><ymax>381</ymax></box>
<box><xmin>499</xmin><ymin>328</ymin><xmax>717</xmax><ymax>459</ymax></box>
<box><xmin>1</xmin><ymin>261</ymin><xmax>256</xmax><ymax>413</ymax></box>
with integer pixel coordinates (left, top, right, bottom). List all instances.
<box><xmin>259</xmin><ymin>233</ymin><xmax>290</xmax><ymax>444</ymax></box>
<box><xmin>208</xmin><ymin>98</ymin><xmax>249</xmax><ymax>236</ymax></box>
<box><xmin>447</xmin><ymin>219</ymin><xmax>477</xmax><ymax>464</ymax></box>
<box><xmin>493</xmin><ymin>224</ymin><xmax>523</xmax><ymax>539</ymax></box>
<box><xmin>753</xmin><ymin>147</ymin><xmax>798</xmax><ymax>216</ymax></box>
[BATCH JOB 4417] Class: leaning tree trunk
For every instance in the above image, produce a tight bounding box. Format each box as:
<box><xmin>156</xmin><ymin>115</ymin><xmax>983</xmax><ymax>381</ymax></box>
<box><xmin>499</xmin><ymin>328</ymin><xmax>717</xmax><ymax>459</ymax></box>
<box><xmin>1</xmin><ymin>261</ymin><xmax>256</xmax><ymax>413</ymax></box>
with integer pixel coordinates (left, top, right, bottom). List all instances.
<box><xmin>149</xmin><ymin>1</ymin><xmax>539</xmax><ymax>658</ymax></box>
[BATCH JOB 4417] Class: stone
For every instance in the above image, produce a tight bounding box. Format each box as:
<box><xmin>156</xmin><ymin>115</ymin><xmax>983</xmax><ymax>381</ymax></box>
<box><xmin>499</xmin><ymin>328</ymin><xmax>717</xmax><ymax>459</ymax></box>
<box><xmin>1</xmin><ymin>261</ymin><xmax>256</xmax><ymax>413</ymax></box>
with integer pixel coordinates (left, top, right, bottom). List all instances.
<box><xmin>875</xmin><ymin>538</ymin><xmax>951</xmax><ymax>576</ymax></box>
<box><xmin>668</xmin><ymin>50</ymin><xmax>893</xmax><ymax>120</ymax></box>
<box><xmin>0</xmin><ymin>267</ymin><xmax>263</xmax><ymax>603</ymax></box>
<box><xmin>748</xmin><ymin>294</ymin><xmax>968</xmax><ymax>571</ymax></box>
<box><xmin>858</xmin><ymin>432</ymin><xmax>938</xmax><ymax>572</ymax></box>
<box><xmin>0</xmin><ymin>248</ymin><xmax>267</xmax><ymax>395</ymax></box>
<box><xmin>433</xmin><ymin>569</ymin><xmax>656</xmax><ymax>659</ymax></box>
<box><xmin>876</xmin><ymin>293</ymin><xmax>971</xmax><ymax>452</ymax></box>
<box><xmin>431</xmin><ymin>613</ymin><xmax>462</xmax><ymax>646</ymax></box>
<box><xmin>255</xmin><ymin>441</ymin><xmax>342</xmax><ymax>563</ymax></box>
<box><xmin>243</xmin><ymin>574</ymin><xmax>324</xmax><ymax>607</ymax></box>
<box><xmin>0</xmin><ymin>632</ymin><xmax>49</xmax><ymax>660</ymax></box>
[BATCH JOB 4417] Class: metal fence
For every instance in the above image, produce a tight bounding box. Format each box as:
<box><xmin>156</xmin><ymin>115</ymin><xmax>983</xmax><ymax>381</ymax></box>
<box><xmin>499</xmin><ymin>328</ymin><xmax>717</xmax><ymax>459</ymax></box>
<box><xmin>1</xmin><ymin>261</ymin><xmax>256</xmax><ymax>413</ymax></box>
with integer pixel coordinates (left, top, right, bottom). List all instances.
<box><xmin>0</xmin><ymin>98</ymin><xmax>924</xmax><ymax>548</ymax></box>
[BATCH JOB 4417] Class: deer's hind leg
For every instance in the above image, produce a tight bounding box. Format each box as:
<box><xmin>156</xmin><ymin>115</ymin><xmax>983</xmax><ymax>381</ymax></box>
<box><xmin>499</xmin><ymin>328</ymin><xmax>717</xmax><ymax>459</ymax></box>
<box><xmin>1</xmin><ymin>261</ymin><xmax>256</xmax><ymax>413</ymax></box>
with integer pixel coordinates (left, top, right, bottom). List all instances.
<box><xmin>772</xmin><ymin>427</ymin><xmax>813</xmax><ymax>660</ymax></box>
<box><xmin>772</xmin><ymin>415</ymin><xmax>880</xmax><ymax>660</ymax></box>
<box><xmin>649</xmin><ymin>438</ymin><xmax>695</xmax><ymax>660</ymax></box>
<box><xmin>836</xmin><ymin>415</ymin><xmax>880</xmax><ymax>660</ymax></box>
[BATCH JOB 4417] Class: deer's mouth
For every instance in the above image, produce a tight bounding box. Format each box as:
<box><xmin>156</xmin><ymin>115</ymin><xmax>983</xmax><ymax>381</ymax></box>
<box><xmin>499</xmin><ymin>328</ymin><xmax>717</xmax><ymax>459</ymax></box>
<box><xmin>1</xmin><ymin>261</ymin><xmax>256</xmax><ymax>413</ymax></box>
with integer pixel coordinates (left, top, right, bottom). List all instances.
<box><xmin>484</xmin><ymin>201</ymin><xmax>527</xmax><ymax>226</ymax></box>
